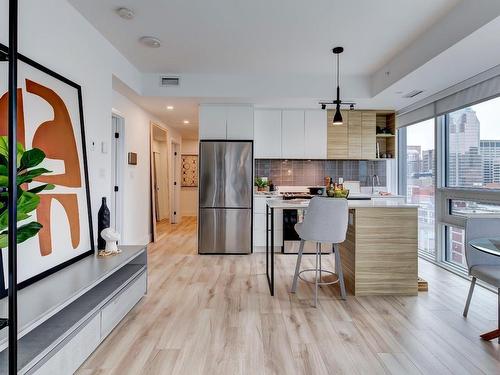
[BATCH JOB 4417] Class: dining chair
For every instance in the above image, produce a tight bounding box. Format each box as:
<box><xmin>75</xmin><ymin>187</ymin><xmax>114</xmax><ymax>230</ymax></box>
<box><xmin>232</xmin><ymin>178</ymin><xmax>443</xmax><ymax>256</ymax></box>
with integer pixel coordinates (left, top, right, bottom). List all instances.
<box><xmin>290</xmin><ymin>197</ymin><xmax>348</xmax><ymax>307</ymax></box>
<box><xmin>463</xmin><ymin>217</ymin><xmax>500</xmax><ymax>321</ymax></box>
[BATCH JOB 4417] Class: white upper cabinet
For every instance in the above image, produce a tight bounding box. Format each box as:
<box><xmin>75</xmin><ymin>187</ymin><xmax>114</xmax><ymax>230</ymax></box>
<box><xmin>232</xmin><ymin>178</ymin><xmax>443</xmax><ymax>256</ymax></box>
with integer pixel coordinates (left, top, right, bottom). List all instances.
<box><xmin>199</xmin><ymin>105</ymin><xmax>254</xmax><ymax>140</ymax></box>
<box><xmin>199</xmin><ymin>105</ymin><xmax>227</xmax><ymax>139</ymax></box>
<box><xmin>304</xmin><ymin>110</ymin><xmax>327</xmax><ymax>159</ymax></box>
<box><xmin>281</xmin><ymin>110</ymin><xmax>305</xmax><ymax>159</ymax></box>
<box><xmin>226</xmin><ymin>106</ymin><xmax>254</xmax><ymax>139</ymax></box>
<box><xmin>254</xmin><ymin>109</ymin><xmax>282</xmax><ymax>158</ymax></box>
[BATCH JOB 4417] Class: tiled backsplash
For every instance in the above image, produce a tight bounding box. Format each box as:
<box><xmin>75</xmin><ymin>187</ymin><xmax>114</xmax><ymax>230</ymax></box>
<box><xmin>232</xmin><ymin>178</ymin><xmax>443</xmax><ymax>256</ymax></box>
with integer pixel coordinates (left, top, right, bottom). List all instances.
<box><xmin>255</xmin><ymin>159</ymin><xmax>387</xmax><ymax>187</ymax></box>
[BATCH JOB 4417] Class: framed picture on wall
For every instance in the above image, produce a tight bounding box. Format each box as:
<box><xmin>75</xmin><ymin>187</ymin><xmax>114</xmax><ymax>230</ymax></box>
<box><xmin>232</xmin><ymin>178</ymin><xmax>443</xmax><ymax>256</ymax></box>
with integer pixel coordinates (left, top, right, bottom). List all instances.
<box><xmin>181</xmin><ymin>154</ymin><xmax>198</xmax><ymax>187</ymax></box>
<box><xmin>0</xmin><ymin>43</ymin><xmax>94</xmax><ymax>298</ymax></box>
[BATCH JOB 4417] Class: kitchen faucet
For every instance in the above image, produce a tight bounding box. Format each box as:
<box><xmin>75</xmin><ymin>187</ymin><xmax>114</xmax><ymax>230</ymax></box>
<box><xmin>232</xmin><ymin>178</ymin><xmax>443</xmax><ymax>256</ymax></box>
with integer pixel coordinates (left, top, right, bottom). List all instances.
<box><xmin>371</xmin><ymin>174</ymin><xmax>380</xmax><ymax>194</ymax></box>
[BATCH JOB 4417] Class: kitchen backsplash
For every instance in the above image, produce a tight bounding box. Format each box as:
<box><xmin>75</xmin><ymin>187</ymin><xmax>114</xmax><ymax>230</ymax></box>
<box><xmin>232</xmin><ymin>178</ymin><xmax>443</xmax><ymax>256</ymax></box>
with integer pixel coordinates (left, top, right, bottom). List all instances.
<box><xmin>255</xmin><ymin>159</ymin><xmax>387</xmax><ymax>187</ymax></box>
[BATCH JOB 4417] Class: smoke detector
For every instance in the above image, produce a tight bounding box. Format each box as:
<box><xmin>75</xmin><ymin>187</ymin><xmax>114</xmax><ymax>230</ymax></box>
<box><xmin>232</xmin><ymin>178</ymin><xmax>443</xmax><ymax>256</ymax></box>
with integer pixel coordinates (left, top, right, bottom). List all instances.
<box><xmin>116</xmin><ymin>7</ymin><xmax>135</xmax><ymax>20</ymax></box>
<box><xmin>140</xmin><ymin>36</ymin><xmax>161</xmax><ymax>48</ymax></box>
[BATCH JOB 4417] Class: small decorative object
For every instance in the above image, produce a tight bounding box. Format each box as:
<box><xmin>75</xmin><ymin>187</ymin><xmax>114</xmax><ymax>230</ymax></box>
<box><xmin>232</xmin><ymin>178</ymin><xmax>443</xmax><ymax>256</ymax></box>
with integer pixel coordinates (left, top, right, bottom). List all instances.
<box><xmin>128</xmin><ymin>152</ymin><xmax>137</xmax><ymax>165</ymax></box>
<box><xmin>98</xmin><ymin>228</ymin><xmax>122</xmax><ymax>256</ymax></box>
<box><xmin>181</xmin><ymin>154</ymin><xmax>198</xmax><ymax>187</ymax></box>
<box><xmin>97</xmin><ymin>197</ymin><xmax>110</xmax><ymax>250</ymax></box>
<box><xmin>255</xmin><ymin>177</ymin><xmax>268</xmax><ymax>192</ymax></box>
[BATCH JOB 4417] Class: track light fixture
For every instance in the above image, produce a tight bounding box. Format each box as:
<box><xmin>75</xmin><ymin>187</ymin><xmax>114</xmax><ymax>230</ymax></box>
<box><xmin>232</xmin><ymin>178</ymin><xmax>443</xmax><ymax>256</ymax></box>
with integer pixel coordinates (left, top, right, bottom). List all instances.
<box><xmin>319</xmin><ymin>47</ymin><xmax>356</xmax><ymax>125</ymax></box>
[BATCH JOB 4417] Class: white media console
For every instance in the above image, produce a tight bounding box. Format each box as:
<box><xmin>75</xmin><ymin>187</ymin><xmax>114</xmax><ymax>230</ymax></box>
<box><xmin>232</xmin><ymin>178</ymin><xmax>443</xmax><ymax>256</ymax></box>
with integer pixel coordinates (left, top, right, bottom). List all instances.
<box><xmin>0</xmin><ymin>245</ymin><xmax>147</xmax><ymax>374</ymax></box>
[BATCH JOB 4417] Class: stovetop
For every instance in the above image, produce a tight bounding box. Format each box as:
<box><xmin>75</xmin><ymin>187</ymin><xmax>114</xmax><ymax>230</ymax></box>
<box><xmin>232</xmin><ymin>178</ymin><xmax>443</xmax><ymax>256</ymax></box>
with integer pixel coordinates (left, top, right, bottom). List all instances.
<box><xmin>280</xmin><ymin>192</ymin><xmax>314</xmax><ymax>200</ymax></box>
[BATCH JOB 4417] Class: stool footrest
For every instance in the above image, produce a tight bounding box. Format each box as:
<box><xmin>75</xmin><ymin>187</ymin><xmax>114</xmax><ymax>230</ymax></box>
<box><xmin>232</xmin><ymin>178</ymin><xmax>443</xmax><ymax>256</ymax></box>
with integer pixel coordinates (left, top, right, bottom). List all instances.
<box><xmin>298</xmin><ymin>268</ymin><xmax>339</xmax><ymax>286</ymax></box>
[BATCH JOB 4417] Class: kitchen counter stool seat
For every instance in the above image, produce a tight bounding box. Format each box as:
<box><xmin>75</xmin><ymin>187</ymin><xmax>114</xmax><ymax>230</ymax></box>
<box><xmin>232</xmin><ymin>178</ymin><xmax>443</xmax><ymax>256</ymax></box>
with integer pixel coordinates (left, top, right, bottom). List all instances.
<box><xmin>291</xmin><ymin>197</ymin><xmax>349</xmax><ymax>307</ymax></box>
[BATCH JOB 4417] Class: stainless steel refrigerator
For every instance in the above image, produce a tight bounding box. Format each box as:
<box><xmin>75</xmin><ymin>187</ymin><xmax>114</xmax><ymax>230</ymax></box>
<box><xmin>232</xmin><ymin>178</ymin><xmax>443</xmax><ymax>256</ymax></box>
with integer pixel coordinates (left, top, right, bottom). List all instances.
<box><xmin>198</xmin><ymin>141</ymin><xmax>253</xmax><ymax>254</ymax></box>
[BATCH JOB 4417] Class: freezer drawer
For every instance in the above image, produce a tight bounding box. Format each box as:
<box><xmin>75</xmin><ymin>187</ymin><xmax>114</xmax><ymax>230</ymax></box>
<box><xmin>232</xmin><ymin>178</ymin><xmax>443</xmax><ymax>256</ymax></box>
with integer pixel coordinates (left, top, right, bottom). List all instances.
<box><xmin>199</xmin><ymin>208</ymin><xmax>252</xmax><ymax>254</ymax></box>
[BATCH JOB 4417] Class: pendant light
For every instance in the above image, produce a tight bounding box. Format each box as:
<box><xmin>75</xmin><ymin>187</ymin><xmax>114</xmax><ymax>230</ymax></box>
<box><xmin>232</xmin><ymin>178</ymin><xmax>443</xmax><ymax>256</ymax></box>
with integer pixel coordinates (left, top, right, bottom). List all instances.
<box><xmin>332</xmin><ymin>47</ymin><xmax>343</xmax><ymax>125</ymax></box>
<box><xmin>319</xmin><ymin>46</ymin><xmax>355</xmax><ymax>125</ymax></box>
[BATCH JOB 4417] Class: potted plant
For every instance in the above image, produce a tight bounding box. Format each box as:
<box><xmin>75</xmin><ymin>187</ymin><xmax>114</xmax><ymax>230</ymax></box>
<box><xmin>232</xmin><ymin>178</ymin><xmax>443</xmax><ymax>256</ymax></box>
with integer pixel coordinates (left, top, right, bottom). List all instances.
<box><xmin>255</xmin><ymin>177</ymin><xmax>268</xmax><ymax>192</ymax></box>
<box><xmin>0</xmin><ymin>136</ymin><xmax>54</xmax><ymax>248</ymax></box>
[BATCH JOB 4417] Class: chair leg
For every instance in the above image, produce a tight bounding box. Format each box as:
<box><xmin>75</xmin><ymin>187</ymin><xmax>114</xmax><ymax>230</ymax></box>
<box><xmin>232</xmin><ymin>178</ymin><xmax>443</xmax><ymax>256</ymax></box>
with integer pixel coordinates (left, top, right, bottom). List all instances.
<box><xmin>463</xmin><ymin>277</ymin><xmax>476</xmax><ymax>317</ymax></box>
<box><xmin>314</xmin><ymin>242</ymin><xmax>320</xmax><ymax>307</ymax></box>
<box><xmin>318</xmin><ymin>242</ymin><xmax>322</xmax><ymax>281</ymax></box>
<box><xmin>291</xmin><ymin>239</ymin><xmax>305</xmax><ymax>293</ymax></box>
<box><xmin>334</xmin><ymin>243</ymin><xmax>346</xmax><ymax>300</ymax></box>
<box><xmin>497</xmin><ymin>288</ymin><xmax>499</xmax><ymax>344</ymax></box>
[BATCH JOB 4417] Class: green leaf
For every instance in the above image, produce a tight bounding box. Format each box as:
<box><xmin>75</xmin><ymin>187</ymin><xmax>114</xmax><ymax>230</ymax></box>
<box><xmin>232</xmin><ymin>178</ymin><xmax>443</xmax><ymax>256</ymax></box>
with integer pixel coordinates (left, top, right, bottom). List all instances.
<box><xmin>16</xmin><ymin>222</ymin><xmax>42</xmax><ymax>244</ymax></box>
<box><xmin>16</xmin><ymin>142</ymin><xmax>24</xmax><ymax>167</ymax></box>
<box><xmin>17</xmin><ymin>191</ymin><xmax>40</xmax><ymax>215</ymax></box>
<box><xmin>20</xmin><ymin>148</ymin><xmax>45</xmax><ymax>170</ymax></box>
<box><xmin>0</xmin><ymin>154</ymin><xmax>7</xmax><ymax>167</ymax></box>
<box><xmin>27</xmin><ymin>183</ymin><xmax>55</xmax><ymax>194</ymax></box>
<box><xmin>0</xmin><ymin>137</ymin><xmax>8</xmax><ymax>158</ymax></box>
<box><xmin>0</xmin><ymin>175</ymin><xmax>7</xmax><ymax>187</ymax></box>
<box><xmin>0</xmin><ymin>222</ymin><xmax>43</xmax><ymax>248</ymax></box>
<box><xmin>17</xmin><ymin>168</ymin><xmax>51</xmax><ymax>185</ymax></box>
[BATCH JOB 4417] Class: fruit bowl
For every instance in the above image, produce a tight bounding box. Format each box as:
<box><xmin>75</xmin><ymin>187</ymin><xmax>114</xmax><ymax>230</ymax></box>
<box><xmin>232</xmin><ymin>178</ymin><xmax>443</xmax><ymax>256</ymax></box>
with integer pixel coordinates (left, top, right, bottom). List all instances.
<box><xmin>327</xmin><ymin>188</ymin><xmax>349</xmax><ymax>198</ymax></box>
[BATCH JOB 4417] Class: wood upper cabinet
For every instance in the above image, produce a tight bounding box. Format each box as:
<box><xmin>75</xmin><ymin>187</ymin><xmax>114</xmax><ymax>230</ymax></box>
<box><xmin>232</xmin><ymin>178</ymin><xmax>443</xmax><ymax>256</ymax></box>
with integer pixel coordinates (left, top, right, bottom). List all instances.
<box><xmin>348</xmin><ymin>111</ymin><xmax>362</xmax><ymax>159</ymax></box>
<box><xmin>327</xmin><ymin>110</ymin><xmax>349</xmax><ymax>159</ymax></box>
<box><xmin>304</xmin><ymin>110</ymin><xmax>327</xmax><ymax>159</ymax></box>
<box><xmin>282</xmin><ymin>110</ymin><xmax>305</xmax><ymax>159</ymax></box>
<box><xmin>254</xmin><ymin>109</ymin><xmax>282</xmax><ymax>158</ymax></box>
<box><xmin>361</xmin><ymin>112</ymin><xmax>376</xmax><ymax>159</ymax></box>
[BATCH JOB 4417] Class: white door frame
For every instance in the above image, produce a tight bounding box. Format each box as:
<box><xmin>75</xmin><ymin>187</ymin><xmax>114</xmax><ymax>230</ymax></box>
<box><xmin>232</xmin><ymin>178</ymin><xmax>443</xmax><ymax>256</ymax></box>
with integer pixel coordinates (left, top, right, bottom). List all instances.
<box><xmin>111</xmin><ymin>112</ymin><xmax>125</xmax><ymax>238</ymax></box>
<box><xmin>170</xmin><ymin>140</ymin><xmax>181</xmax><ymax>223</ymax></box>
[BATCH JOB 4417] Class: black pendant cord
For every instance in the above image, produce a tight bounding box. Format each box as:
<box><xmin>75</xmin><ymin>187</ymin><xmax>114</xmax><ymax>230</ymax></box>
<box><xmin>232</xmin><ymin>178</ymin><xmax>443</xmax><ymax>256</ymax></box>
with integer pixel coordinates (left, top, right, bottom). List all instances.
<box><xmin>8</xmin><ymin>0</ymin><xmax>19</xmax><ymax>373</ymax></box>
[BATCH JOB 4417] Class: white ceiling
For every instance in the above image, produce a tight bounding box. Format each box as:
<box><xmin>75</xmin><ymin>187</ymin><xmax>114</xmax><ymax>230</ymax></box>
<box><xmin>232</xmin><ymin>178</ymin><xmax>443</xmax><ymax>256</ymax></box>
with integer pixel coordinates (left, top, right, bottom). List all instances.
<box><xmin>70</xmin><ymin>0</ymin><xmax>460</xmax><ymax>76</ymax></box>
<box><xmin>70</xmin><ymin>0</ymin><xmax>500</xmax><ymax>138</ymax></box>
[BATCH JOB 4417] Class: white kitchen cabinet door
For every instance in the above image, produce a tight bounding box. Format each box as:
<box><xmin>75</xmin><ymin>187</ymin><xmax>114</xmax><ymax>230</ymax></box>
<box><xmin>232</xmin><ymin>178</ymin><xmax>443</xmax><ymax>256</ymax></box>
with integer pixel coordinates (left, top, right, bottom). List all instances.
<box><xmin>304</xmin><ymin>110</ymin><xmax>327</xmax><ymax>159</ymax></box>
<box><xmin>226</xmin><ymin>106</ymin><xmax>254</xmax><ymax>140</ymax></box>
<box><xmin>281</xmin><ymin>110</ymin><xmax>305</xmax><ymax>159</ymax></box>
<box><xmin>254</xmin><ymin>109</ymin><xmax>282</xmax><ymax>158</ymax></box>
<box><xmin>199</xmin><ymin>105</ymin><xmax>227</xmax><ymax>139</ymax></box>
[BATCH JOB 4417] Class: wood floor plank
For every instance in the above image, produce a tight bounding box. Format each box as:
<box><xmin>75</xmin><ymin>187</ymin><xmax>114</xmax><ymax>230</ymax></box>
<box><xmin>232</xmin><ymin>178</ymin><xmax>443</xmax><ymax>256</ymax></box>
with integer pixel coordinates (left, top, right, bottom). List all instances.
<box><xmin>77</xmin><ymin>216</ymin><xmax>500</xmax><ymax>375</ymax></box>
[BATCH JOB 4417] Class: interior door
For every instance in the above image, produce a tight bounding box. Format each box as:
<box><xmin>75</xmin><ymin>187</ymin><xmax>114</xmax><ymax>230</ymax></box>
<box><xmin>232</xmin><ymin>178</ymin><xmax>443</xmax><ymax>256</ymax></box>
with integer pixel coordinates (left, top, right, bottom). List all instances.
<box><xmin>153</xmin><ymin>152</ymin><xmax>161</xmax><ymax>221</ymax></box>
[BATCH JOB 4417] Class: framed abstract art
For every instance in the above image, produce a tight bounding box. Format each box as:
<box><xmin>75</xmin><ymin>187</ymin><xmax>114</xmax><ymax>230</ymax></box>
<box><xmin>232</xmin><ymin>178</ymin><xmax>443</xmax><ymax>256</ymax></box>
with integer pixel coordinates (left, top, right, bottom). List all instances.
<box><xmin>181</xmin><ymin>154</ymin><xmax>198</xmax><ymax>187</ymax></box>
<box><xmin>0</xmin><ymin>43</ymin><xmax>94</xmax><ymax>298</ymax></box>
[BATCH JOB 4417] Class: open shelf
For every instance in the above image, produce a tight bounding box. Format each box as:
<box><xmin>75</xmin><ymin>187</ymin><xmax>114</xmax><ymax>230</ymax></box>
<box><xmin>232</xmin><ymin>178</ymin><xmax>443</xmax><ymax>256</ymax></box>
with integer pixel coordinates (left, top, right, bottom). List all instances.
<box><xmin>375</xmin><ymin>112</ymin><xmax>396</xmax><ymax>159</ymax></box>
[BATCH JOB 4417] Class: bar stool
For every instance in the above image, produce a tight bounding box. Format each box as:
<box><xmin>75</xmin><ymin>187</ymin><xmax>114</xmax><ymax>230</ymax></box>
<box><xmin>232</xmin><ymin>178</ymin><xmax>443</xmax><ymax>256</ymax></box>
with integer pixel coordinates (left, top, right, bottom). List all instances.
<box><xmin>291</xmin><ymin>197</ymin><xmax>348</xmax><ymax>307</ymax></box>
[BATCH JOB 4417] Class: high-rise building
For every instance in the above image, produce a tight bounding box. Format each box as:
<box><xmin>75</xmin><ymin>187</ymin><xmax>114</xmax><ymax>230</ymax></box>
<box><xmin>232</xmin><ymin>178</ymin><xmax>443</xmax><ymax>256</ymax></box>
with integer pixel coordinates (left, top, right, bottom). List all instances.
<box><xmin>480</xmin><ymin>140</ymin><xmax>500</xmax><ymax>185</ymax></box>
<box><xmin>447</xmin><ymin>108</ymin><xmax>482</xmax><ymax>187</ymax></box>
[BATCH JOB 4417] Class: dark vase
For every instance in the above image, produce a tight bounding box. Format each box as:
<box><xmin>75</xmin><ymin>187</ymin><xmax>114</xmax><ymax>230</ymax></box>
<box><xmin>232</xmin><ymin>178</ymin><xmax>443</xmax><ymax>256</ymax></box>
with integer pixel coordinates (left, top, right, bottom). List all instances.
<box><xmin>97</xmin><ymin>197</ymin><xmax>110</xmax><ymax>250</ymax></box>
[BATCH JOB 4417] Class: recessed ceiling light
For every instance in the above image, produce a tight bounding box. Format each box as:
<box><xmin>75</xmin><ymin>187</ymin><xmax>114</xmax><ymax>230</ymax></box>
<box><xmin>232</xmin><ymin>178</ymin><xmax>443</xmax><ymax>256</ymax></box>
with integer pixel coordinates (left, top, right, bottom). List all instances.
<box><xmin>183</xmin><ymin>120</ymin><xmax>190</xmax><ymax>124</ymax></box>
<box><xmin>139</xmin><ymin>36</ymin><xmax>161</xmax><ymax>48</ymax></box>
<box><xmin>116</xmin><ymin>7</ymin><xmax>135</xmax><ymax>20</ymax></box>
<box><xmin>166</xmin><ymin>106</ymin><xmax>174</xmax><ymax>110</ymax></box>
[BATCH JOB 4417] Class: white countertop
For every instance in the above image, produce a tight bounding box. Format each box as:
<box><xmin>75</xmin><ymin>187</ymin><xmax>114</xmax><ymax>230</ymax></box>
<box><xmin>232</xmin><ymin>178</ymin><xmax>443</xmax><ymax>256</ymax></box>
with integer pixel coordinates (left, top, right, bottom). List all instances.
<box><xmin>266</xmin><ymin>197</ymin><xmax>418</xmax><ymax>209</ymax></box>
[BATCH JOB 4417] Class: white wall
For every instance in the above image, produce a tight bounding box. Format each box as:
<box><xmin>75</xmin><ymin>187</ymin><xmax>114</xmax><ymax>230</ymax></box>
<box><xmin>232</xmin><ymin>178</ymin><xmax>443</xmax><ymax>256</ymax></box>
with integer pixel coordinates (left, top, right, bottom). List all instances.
<box><xmin>180</xmin><ymin>139</ymin><xmax>199</xmax><ymax>217</ymax></box>
<box><xmin>112</xmin><ymin>91</ymin><xmax>181</xmax><ymax>244</ymax></box>
<box><xmin>0</xmin><ymin>0</ymin><xmax>176</xmax><ymax>245</ymax></box>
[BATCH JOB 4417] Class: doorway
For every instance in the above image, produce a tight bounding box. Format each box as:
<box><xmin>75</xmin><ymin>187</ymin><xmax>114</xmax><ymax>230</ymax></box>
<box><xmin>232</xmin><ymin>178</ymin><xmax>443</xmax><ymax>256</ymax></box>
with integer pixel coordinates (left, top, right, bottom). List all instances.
<box><xmin>111</xmin><ymin>113</ymin><xmax>124</xmax><ymax>238</ymax></box>
<box><xmin>170</xmin><ymin>141</ymin><xmax>181</xmax><ymax>224</ymax></box>
<box><xmin>150</xmin><ymin>123</ymin><xmax>169</xmax><ymax>242</ymax></box>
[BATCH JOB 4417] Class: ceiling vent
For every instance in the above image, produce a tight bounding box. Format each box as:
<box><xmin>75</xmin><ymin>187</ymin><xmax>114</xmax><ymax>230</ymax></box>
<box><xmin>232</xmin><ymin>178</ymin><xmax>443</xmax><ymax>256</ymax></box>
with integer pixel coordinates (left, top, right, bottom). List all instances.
<box><xmin>402</xmin><ymin>89</ymin><xmax>424</xmax><ymax>98</ymax></box>
<box><xmin>160</xmin><ymin>76</ymin><xmax>180</xmax><ymax>87</ymax></box>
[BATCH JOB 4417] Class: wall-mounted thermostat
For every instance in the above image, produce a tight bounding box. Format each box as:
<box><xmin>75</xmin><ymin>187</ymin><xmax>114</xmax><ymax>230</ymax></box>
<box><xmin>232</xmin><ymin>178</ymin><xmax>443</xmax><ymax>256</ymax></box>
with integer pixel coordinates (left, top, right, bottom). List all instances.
<box><xmin>128</xmin><ymin>152</ymin><xmax>137</xmax><ymax>165</ymax></box>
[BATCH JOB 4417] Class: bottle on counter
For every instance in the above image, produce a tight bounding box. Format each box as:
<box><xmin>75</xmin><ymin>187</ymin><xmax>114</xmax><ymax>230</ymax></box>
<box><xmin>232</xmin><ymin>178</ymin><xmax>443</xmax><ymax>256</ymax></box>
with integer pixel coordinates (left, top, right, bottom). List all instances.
<box><xmin>269</xmin><ymin>180</ymin><xmax>275</xmax><ymax>192</ymax></box>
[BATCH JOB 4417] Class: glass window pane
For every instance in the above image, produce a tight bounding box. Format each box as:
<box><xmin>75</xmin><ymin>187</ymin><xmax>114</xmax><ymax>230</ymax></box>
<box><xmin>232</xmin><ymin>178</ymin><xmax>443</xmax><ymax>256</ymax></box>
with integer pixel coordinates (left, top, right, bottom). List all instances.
<box><xmin>446</xmin><ymin>97</ymin><xmax>500</xmax><ymax>189</ymax></box>
<box><xmin>450</xmin><ymin>199</ymin><xmax>500</xmax><ymax>216</ymax></box>
<box><xmin>406</xmin><ymin>119</ymin><xmax>435</xmax><ymax>256</ymax></box>
<box><xmin>445</xmin><ymin>225</ymin><xmax>466</xmax><ymax>268</ymax></box>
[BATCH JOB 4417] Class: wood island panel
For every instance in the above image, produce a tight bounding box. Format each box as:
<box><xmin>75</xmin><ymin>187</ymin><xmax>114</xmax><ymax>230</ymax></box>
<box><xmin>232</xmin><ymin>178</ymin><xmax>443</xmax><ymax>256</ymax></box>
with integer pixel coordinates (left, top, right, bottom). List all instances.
<box><xmin>339</xmin><ymin>207</ymin><xmax>418</xmax><ymax>296</ymax></box>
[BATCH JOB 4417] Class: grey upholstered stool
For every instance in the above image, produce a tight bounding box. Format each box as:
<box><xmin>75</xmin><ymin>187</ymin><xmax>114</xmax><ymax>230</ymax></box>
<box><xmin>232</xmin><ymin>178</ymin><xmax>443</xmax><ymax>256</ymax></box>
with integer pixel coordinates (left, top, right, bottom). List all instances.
<box><xmin>290</xmin><ymin>197</ymin><xmax>348</xmax><ymax>307</ymax></box>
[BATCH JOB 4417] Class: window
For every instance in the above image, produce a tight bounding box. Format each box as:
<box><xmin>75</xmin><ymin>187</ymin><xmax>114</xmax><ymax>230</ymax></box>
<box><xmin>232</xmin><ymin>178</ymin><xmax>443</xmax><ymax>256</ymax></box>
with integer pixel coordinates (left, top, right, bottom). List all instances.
<box><xmin>445</xmin><ymin>97</ymin><xmax>500</xmax><ymax>189</ymax></box>
<box><xmin>405</xmin><ymin>119</ymin><xmax>435</xmax><ymax>256</ymax></box>
<box><xmin>445</xmin><ymin>226</ymin><xmax>466</xmax><ymax>268</ymax></box>
<box><xmin>449</xmin><ymin>199</ymin><xmax>500</xmax><ymax>216</ymax></box>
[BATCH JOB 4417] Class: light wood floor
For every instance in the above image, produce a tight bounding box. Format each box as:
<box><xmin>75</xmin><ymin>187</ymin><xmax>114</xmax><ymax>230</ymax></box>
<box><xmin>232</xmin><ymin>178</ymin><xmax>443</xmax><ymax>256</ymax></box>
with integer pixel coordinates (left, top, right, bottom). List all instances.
<box><xmin>78</xmin><ymin>216</ymin><xmax>500</xmax><ymax>374</ymax></box>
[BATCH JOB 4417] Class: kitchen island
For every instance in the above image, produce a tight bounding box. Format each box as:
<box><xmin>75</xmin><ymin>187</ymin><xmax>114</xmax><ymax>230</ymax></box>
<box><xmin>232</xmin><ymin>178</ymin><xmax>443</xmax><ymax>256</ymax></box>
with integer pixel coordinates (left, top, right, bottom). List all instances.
<box><xmin>265</xmin><ymin>198</ymin><xmax>418</xmax><ymax>297</ymax></box>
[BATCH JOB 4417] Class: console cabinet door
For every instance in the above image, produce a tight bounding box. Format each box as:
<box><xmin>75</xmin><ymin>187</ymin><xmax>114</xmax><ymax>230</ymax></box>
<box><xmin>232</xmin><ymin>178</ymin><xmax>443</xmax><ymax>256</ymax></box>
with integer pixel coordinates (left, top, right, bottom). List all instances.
<box><xmin>254</xmin><ymin>109</ymin><xmax>282</xmax><ymax>158</ymax></box>
<box><xmin>304</xmin><ymin>109</ymin><xmax>327</xmax><ymax>159</ymax></box>
<box><xmin>282</xmin><ymin>110</ymin><xmax>305</xmax><ymax>159</ymax></box>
